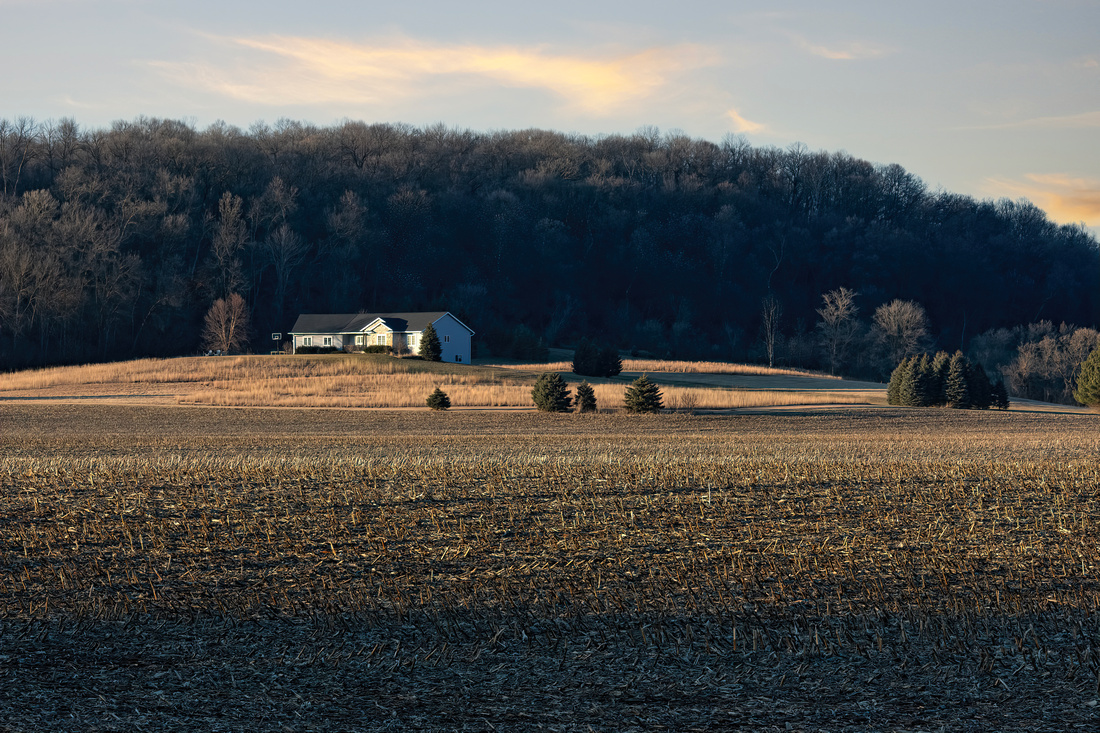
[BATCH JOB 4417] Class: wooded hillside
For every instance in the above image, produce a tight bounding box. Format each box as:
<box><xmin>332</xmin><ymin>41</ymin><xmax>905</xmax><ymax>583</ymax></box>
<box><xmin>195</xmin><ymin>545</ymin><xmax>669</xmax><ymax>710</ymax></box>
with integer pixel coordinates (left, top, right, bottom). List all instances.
<box><xmin>1</xmin><ymin>117</ymin><xmax>1096</xmax><ymax>372</ymax></box>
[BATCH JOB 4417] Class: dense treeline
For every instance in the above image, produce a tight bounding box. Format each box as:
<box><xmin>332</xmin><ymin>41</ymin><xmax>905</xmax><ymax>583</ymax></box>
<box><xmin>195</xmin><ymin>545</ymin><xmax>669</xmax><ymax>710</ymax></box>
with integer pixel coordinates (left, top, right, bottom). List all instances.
<box><xmin>0</xmin><ymin>116</ymin><xmax>1097</xmax><ymax>373</ymax></box>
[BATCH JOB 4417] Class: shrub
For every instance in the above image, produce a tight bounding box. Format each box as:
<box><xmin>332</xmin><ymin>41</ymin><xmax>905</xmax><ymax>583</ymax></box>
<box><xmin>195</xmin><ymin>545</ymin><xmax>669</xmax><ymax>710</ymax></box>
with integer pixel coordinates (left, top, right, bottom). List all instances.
<box><xmin>426</xmin><ymin>387</ymin><xmax>451</xmax><ymax>411</ymax></box>
<box><xmin>575</xmin><ymin>381</ymin><xmax>597</xmax><ymax>413</ymax></box>
<box><xmin>295</xmin><ymin>346</ymin><xmax>340</xmax><ymax>354</ymax></box>
<box><xmin>1073</xmin><ymin>348</ymin><xmax>1100</xmax><ymax>408</ymax></box>
<box><xmin>419</xmin><ymin>323</ymin><xmax>443</xmax><ymax>362</ymax></box>
<box><xmin>362</xmin><ymin>344</ymin><xmax>393</xmax><ymax>354</ymax></box>
<box><xmin>623</xmin><ymin>375</ymin><xmax>663</xmax><ymax>414</ymax></box>
<box><xmin>531</xmin><ymin>373</ymin><xmax>572</xmax><ymax>412</ymax></box>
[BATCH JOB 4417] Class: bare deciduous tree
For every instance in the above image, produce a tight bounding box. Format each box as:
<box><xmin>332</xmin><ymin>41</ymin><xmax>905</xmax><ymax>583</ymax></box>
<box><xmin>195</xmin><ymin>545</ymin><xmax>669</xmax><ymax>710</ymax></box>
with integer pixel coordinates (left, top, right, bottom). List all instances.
<box><xmin>208</xmin><ymin>192</ymin><xmax>247</xmax><ymax>300</ymax></box>
<box><xmin>872</xmin><ymin>299</ymin><xmax>930</xmax><ymax>370</ymax></box>
<box><xmin>816</xmin><ymin>286</ymin><xmax>860</xmax><ymax>375</ymax></box>
<box><xmin>760</xmin><ymin>295</ymin><xmax>782</xmax><ymax>368</ymax></box>
<box><xmin>262</xmin><ymin>223</ymin><xmax>307</xmax><ymax>323</ymax></box>
<box><xmin>202</xmin><ymin>293</ymin><xmax>250</xmax><ymax>354</ymax></box>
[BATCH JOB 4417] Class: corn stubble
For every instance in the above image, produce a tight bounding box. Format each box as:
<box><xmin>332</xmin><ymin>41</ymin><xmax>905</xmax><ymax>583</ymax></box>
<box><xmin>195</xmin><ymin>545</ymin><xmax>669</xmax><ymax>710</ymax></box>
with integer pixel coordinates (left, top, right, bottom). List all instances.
<box><xmin>2</xmin><ymin>407</ymin><xmax>1099</xmax><ymax>730</ymax></box>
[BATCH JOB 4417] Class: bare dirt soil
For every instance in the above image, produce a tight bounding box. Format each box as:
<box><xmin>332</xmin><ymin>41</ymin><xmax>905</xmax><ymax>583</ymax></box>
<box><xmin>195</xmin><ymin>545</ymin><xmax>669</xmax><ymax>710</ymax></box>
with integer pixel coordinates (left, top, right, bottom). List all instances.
<box><xmin>2</xmin><ymin>405</ymin><xmax>1098</xmax><ymax>731</ymax></box>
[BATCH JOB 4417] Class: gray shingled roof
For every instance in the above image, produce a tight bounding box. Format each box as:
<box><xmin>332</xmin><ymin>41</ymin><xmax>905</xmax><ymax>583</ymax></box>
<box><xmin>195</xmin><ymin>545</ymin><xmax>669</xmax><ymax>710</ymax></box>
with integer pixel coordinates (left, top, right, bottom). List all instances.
<box><xmin>289</xmin><ymin>312</ymin><xmax>456</xmax><ymax>334</ymax></box>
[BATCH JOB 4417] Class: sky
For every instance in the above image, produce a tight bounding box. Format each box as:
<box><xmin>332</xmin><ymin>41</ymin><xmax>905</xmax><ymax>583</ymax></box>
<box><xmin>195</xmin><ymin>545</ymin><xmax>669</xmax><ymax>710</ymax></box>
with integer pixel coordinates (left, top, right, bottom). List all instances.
<box><xmin>3</xmin><ymin>0</ymin><xmax>1099</xmax><ymax>233</ymax></box>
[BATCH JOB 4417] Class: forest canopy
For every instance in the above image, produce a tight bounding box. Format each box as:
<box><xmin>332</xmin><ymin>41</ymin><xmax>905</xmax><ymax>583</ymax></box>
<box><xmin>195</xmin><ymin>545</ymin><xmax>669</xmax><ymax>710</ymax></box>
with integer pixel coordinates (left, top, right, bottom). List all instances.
<box><xmin>0</xmin><ymin>116</ymin><xmax>1097</xmax><ymax>373</ymax></box>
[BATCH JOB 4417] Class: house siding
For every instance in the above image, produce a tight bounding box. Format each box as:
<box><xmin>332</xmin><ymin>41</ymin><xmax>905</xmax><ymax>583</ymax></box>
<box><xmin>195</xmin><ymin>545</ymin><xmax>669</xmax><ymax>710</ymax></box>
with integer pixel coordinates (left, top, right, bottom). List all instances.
<box><xmin>432</xmin><ymin>314</ymin><xmax>472</xmax><ymax>364</ymax></box>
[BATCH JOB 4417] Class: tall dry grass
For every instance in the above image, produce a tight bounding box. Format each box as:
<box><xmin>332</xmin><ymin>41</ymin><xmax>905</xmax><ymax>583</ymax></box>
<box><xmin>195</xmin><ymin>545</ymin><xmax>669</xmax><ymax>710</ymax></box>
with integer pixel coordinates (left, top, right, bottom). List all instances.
<box><xmin>488</xmin><ymin>358</ymin><xmax>837</xmax><ymax>378</ymax></box>
<box><xmin>183</xmin><ymin>376</ymin><xmax>869</xmax><ymax>410</ymax></box>
<box><xmin>0</xmin><ymin>354</ymin><xmax>459</xmax><ymax>391</ymax></box>
<box><xmin>1</xmin><ymin>354</ymin><xmax>869</xmax><ymax>409</ymax></box>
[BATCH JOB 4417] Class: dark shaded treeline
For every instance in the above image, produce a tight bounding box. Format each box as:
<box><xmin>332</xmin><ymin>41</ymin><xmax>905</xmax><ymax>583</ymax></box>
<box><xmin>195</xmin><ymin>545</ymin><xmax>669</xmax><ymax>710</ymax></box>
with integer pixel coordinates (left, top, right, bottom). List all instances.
<box><xmin>0</xmin><ymin>116</ymin><xmax>1096</xmax><ymax>372</ymax></box>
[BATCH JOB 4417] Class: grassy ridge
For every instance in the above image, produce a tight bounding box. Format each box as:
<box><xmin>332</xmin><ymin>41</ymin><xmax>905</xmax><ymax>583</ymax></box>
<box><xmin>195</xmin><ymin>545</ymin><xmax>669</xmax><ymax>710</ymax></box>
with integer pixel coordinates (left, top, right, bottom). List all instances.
<box><xmin>0</xmin><ymin>354</ymin><xmax>874</xmax><ymax>409</ymax></box>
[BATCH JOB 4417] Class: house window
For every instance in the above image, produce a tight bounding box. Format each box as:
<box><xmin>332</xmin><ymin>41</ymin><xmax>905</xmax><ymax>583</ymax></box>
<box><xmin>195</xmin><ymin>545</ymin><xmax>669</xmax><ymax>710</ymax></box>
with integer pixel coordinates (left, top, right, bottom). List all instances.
<box><xmin>409</xmin><ymin>335</ymin><xmax>418</xmax><ymax>348</ymax></box>
<box><xmin>323</xmin><ymin>337</ymin><xmax>333</xmax><ymax>347</ymax></box>
<box><xmin>303</xmin><ymin>336</ymin><xmax>312</xmax><ymax>347</ymax></box>
<box><xmin>444</xmin><ymin>335</ymin><xmax>451</xmax><ymax>343</ymax></box>
<box><xmin>355</xmin><ymin>335</ymin><xmax>365</xmax><ymax>346</ymax></box>
<box><xmin>455</xmin><ymin>354</ymin><xmax>462</xmax><ymax>363</ymax></box>
<box><xmin>376</xmin><ymin>334</ymin><xmax>388</xmax><ymax>346</ymax></box>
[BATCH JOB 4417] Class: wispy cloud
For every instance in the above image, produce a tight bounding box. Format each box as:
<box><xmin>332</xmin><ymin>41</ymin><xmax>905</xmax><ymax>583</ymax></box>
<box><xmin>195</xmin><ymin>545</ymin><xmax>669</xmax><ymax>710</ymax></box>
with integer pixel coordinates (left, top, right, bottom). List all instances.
<box><xmin>152</xmin><ymin>35</ymin><xmax>718</xmax><ymax>115</ymax></box>
<box><xmin>789</xmin><ymin>34</ymin><xmax>891</xmax><ymax>61</ymax></box>
<box><xmin>726</xmin><ymin>107</ymin><xmax>766</xmax><ymax>134</ymax></box>
<box><xmin>962</xmin><ymin>110</ymin><xmax>1100</xmax><ymax>131</ymax></box>
<box><xmin>984</xmin><ymin>173</ymin><xmax>1100</xmax><ymax>227</ymax></box>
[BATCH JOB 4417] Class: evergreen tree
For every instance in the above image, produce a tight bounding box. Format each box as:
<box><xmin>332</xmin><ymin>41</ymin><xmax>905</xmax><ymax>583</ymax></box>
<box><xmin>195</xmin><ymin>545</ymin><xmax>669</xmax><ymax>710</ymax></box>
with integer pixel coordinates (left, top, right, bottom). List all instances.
<box><xmin>967</xmin><ymin>362</ymin><xmax>993</xmax><ymax>409</ymax></box>
<box><xmin>599</xmin><ymin>346</ymin><xmax>623</xmax><ymax>377</ymax></box>
<box><xmin>425</xmin><ymin>387</ymin><xmax>451</xmax><ymax>410</ymax></box>
<box><xmin>945</xmin><ymin>352</ymin><xmax>971</xmax><ymax>409</ymax></box>
<box><xmin>419</xmin><ymin>323</ymin><xmax>443</xmax><ymax>362</ymax></box>
<box><xmin>913</xmin><ymin>353</ymin><xmax>934</xmax><ymax>406</ymax></box>
<box><xmin>887</xmin><ymin>358</ymin><xmax>907</xmax><ymax>405</ymax></box>
<box><xmin>897</xmin><ymin>357</ymin><xmax>921</xmax><ymax>406</ymax></box>
<box><xmin>572</xmin><ymin>338</ymin><xmax>598</xmax><ymax>375</ymax></box>
<box><xmin>1073</xmin><ymin>348</ymin><xmax>1100</xmax><ymax>408</ymax></box>
<box><xmin>623</xmin><ymin>375</ymin><xmax>663</xmax><ymax>413</ymax></box>
<box><xmin>991</xmin><ymin>380</ymin><xmax>1010</xmax><ymax>410</ymax></box>
<box><xmin>531</xmin><ymin>373</ymin><xmax>572</xmax><ymax>412</ymax></box>
<box><xmin>575</xmin><ymin>381</ymin><xmax>597</xmax><ymax>413</ymax></box>
<box><xmin>930</xmin><ymin>351</ymin><xmax>952</xmax><ymax>406</ymax></box>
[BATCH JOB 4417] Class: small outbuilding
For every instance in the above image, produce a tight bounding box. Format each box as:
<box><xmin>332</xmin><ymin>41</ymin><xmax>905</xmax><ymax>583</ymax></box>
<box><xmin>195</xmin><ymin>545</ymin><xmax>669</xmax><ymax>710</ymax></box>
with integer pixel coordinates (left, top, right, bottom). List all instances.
<box><xmin>288</xmin><ymin>311</ymin><xmax>474</xmax><ymax>363</ymax></box>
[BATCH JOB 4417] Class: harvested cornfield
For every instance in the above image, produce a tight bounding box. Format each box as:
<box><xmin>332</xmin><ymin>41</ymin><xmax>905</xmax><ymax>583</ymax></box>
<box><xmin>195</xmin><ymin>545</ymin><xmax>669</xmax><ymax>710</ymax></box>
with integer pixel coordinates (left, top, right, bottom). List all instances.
<box><xmin>1</xmin><ymin>405</ymin><xmax>1098</xmax><ymax>731</ymax></box>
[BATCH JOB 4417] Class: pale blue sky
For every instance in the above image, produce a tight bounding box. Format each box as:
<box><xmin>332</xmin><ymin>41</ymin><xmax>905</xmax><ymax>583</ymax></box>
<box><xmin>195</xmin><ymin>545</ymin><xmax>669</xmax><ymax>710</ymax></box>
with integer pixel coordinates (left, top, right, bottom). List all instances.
<box><xmin>3</xmin><ymin>0</ymin><xmax>1098</xmax><ymax>229</ymax></box>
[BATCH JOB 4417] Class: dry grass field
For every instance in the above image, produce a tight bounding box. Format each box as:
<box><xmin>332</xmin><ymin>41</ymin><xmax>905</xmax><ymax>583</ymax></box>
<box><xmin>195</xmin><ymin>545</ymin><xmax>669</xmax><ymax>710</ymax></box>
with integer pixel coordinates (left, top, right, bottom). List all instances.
<box><xmin>1</xmin><ymin>403</ymin><xmax>1099</xmax><ymax>731</ymax></box>
<box><xmin>0</xmin><ymin>354</ymin><xmax>877</xmax><ymax>410</ymax></box>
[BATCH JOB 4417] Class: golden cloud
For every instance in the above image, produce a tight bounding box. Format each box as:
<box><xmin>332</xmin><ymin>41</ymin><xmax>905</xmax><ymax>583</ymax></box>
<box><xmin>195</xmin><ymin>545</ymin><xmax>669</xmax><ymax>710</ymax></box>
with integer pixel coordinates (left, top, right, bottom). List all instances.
<box><xmin>726</xmin><ymin>107</ymin><xmax>766</xmax><ymax>134</ymax></box>
<box><xmin>985</xmin><ymin>173</ymin><xmax>1100</xmax><ymax>227</ymax></box>
<box><xmin>155</xmin><ymin>35</ymin><xmax>718</xmax><ymax>115</ymax></box>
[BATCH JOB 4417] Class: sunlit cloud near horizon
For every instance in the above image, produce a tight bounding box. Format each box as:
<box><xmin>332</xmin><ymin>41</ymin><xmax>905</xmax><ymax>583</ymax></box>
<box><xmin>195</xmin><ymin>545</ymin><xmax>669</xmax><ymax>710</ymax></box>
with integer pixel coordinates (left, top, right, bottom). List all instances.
<box><xmin>152</xmin><ymin>35</ymin><xmax>720</xmax><ymax>116</ymax></box>
<box><xmin>984</xmin><ymin>174</ymin><xmax>1100</xmax><ymax>232</ymax></box>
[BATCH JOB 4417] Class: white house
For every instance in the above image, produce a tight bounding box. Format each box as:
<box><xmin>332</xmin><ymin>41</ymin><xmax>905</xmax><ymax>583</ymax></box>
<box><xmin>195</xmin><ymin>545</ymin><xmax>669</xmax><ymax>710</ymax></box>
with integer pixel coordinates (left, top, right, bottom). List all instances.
<box><xmin>288</xmin><ymin>311</ymin><xmax>474</xmax><ymax>363</ymax></box>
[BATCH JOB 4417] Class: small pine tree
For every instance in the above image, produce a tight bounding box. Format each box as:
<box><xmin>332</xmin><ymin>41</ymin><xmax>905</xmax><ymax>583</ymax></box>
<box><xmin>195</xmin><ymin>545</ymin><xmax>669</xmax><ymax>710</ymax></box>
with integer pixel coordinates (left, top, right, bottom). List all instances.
<box><xmin>991</xmin><ymin>380</ymin><xmax>1010</xmax><ymax>410</ymax></box>
<box><xmin>575</xmin><ymin>381</ymin><xmax>597</xmax><ymax>413</ymax></box>
<box><xmin>1074</xmin><ymin>348</ymin><xmax>1100</xmax><ymax>408</ymax></box>
<box><xmin>532</xmin><ymin>373</ymin><xmax>573</xmax><ymax>412</ymax></box>
<box><xmin>419</xmin><ymin>323</ymin><xmax>443</xmax><ymax>362</ymax></box>
<box><xmin>623</xmin><ymin>375</ymin><xmax>663</xmax><ymax>414</ymax></box>
<box><xmin>945</xmin><ymin>351</ymin><xmax>971</xmax><ymax>409</ymax></box>
<box><xmin>426</xmin><ymin>387</ymin><xmax>451</xmax><ymax>410</ymax></box>
<box><xmin>599</xmin><ymin>346</ymin><xmax>623</xmax><ymax>377</ymax></box>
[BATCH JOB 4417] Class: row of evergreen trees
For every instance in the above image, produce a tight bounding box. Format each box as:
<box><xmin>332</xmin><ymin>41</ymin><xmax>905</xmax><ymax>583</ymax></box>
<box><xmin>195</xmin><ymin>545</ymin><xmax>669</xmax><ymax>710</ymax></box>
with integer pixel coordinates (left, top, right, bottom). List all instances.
<box><xmin>887</xmin><ymin>351</ymin><xmax>1008</xmax><ymax>409</ymax></box>
<box><xmin>531</xmin><ymin>373</ymin><xmax>663</xmax><ymax>414</ymax></box>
